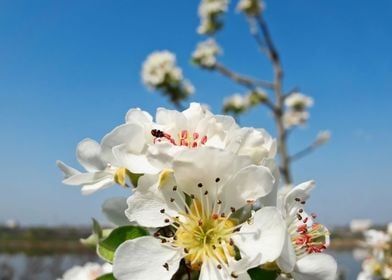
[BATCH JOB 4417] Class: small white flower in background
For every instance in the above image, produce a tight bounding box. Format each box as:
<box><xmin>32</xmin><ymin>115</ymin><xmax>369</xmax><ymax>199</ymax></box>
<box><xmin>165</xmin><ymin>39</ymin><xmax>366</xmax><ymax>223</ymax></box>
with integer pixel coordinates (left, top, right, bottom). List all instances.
<box><xmin>114</xmin><ymin>147</ymin><xmax>286</xmax><ymax>280</ymax></box>
<box><xmin>142</xmin><ymin>51</ymin><xmax>182</xmax><ymax>88</ymax></box>
<box><xmin>142</xmin><ymin>51</ymin><xmax>194</xmax><ymax>104</ymax></box>
<box><xmin>59</xmin><ymin>262</ymin><xmax>111</xmax><ymax>280</ymax></box>
<box><xmin>350</xmin><ymin>219</ymin><xmax>373</xmax><ymax>233</ymax></box>
<box><xmin>315</xmin><ymin>130</ymin><xmax>331</xmax><ymax>145</ymax></box>
<box><xmin>192</xmin><ymin>39</ymin><xmax>222</xmax><ymax>68</ymax></box>
<box><xmin>247</xmin><ymin>89</ymin><xmax>268</xmax><ymax>106</ymax></box>
<box><xmin>272</xmin><ymin>181</ymin><xmax>337</xmax><ymax>279</ymax></box>
<box><xmin>285</xmin><ymin>92</ymin><xmax>314</xmax><ymax>111</ymax></box>
<box><xmin>282</xmin><ymin>93</ymin><xmax>313</xmax><ymax>128</ymax></box>
<box><xmin>237</xmin><ymin>0</ymin><xmax>264</xmax><ymax>16</ymax></box>
<box><xmin>363</xmin><ymin>230</ymin><xmax>390</xmax><ymax>249</ymax></box>
<box><xmin>197</xmin><ymin>0</ymin><xmax>229</xmax><ymax>34</ymax></box>
<box><xmin>223</xmin><ymin>93</ymin><xmax>250</xmax><ymax>114</ymax></box>
<box><xmin>357</xmin><ymin>224</ymin><xmax>392</xmax><ymax>279</ymax></box>
<box><xmin>283</xmin><ymin>110</ymin><xmax>309</xmax><ymax>128</ymax></box>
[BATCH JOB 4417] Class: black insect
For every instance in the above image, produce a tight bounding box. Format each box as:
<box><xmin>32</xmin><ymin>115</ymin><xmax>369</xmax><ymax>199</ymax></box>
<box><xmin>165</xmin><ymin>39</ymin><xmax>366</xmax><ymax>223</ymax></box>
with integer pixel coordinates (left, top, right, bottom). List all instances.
<box><xmin>151</xmin><ymin>129</ymin><xmax>165</xmax><ymax>138</ymax></box>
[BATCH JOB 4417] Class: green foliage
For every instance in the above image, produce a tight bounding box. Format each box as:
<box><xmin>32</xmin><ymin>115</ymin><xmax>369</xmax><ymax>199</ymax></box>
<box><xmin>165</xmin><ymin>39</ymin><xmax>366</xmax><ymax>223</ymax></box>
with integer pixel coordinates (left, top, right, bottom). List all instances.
<box><xmin>248</xmin><ymin>267</ymin><xmax>279</xmax><ymax>280</ymax></box>
<box><xmin>96</xmin><ymin>273</ymin><xmax>116</xmax><ymax>280</ymax></box>
<box><xmin>97</xmin><ymin>226</ymin><xmax>149</xmax><ymax>263</ymax></box>
<box><xmin>92</xmin><ymin>218</ymin><xmax>103</xmax><ymax>239</ymax></box>
<box><xmin>127</xmin><ymin>170</ymin><xmax>142</xmax><ymax>187</ymax></box>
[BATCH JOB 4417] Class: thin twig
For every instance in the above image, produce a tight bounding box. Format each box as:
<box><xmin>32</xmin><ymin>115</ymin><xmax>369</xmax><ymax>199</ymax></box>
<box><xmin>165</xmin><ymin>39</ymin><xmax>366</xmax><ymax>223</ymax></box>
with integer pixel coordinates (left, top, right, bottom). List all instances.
<box><xmin>214</xmin><ymin>63</ymin><xmax>274</xmax><ymax>90</ymax></box>
<box><xmin>251</xmin><ymin>14</ymin><xmax>292</xmax><ymax>184</ymax></box>
<box><xmin>290</xmin><ymin>142</ymin><xmax>322</xmax><ymax>162</ymax></box>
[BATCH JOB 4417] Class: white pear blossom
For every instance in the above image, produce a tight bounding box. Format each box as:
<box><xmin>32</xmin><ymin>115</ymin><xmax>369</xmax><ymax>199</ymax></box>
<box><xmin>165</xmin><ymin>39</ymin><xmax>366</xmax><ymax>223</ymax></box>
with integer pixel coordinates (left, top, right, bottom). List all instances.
<box><xmin>58</xmin><ymin>103</ymin><xmax>276</xmax><ymax>194</ymax></box>
<box><xmin>192</xmin><ymin>39</ymin><xmax>221</xmax><ymax>68</ymax></box>
<box><xmin>223</xmin><ymin>94</ymin><xmax>250</xmax><ymax>114</ymax></box>
<box><xmin>237</xmin><ymin>0</ymin><xmax>264</xmax><ymax>16</ymax></box>
<box><xmin>142</xmin><ymin>51</ymin><xmax>194</xmax><ymax>104</ymax></box>
<box><xmin>283</xmin><ymin>93</ymin><xmax>314</xmax><ymax>128</ymax></box>
<box><xmin>115</xmin><ymin>147</ymin><xmax>286</xmax><ymax>280</ymax></box>
<box><xmin>197</xmin><ymin>0</ymin><xmax>229</xmax><ymax>34</ymax></box>
<box><xmin>285</xmin><ymin>93</ymin><xmax>314</xmax><ymax>111</ymax></box>
<box><xmin>273</xmin><ymin>181</ymin><xmax>337</xmax><ymax>280</ymax></box>
<box><xmin>350</xmin><ymin>219</ymin><xmax>373</xmax><ymax>233</ymax></box>
<box><xmin>58</xmin><ymin>262</ymin><xmax>112</xmax><ymax>280</ymax></box>
<box><xmin>57</xmin><ymin>109</ymin><xmax>158</xmax><ymax>194</ymax></box>
<box><xmin>364</xmin><ymin>230</ymin><xmax>391</xmax><ymax>249</ymax></box>
<box><xmin>142</xmin><ymin>51</ymin><xmax>183</xmax><ymax>88</ymax></box>
<box><xmin>356</xmin><ymin>224</ymin><xmax>392</xmax><ymax>279</ymax></box>
<box><xmin>56</xmin><ymin>138</ymin><xmax>129</xmax><ymax>195</ymax></box>
<box><xmin>283</xmin><ymin>110</ymin><xmax>309</xmax><ymax>128</ymax></box>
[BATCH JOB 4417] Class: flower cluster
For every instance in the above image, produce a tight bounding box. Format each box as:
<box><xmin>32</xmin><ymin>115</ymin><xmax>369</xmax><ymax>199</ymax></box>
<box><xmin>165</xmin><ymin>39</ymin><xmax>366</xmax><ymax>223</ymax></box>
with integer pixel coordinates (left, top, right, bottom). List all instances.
<box><xmin>142</xmin><ymin>51</ymin><xmax>194</xmax><ymax>104</ymax></box>
<box><xmin>283</xmin><ymin>92</ymin><xmax>314</xmax><ymax>128</ymax></box>
<box><xmin>58</xmin><ymin>103</ymin><xmax>336</xmax><ymax>279</ymax></box>
<box><xmin>237</xmin><ymin>0</ymin><xmax>264</xmax><ymax>16</ymax></box>
<box><xmin>223</xmin><ymin>90</ymin><xmax>268</xmax><ymax>115</ymax></box>
<box><xmin>357</xmin><ymin>225</ymin><xmax>392</xmax><ymax>280</ymax></box>
<box><xmin>197</xmin><ymin>0</ymin><xmax>229</xmax><ymax>35</ymax></box>
<box><xmin>192</xmin><ymin>39</ymin><xmax>222</xmax><ymax>68</ymax></box>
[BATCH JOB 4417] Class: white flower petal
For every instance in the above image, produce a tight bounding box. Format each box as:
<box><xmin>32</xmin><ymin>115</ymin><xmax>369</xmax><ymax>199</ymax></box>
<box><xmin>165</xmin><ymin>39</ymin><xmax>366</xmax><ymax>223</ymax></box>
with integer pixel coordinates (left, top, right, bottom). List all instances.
<box><xmin>113</xmin><ymin>145</ymin><xmax>159</xmax><ymax>174</ymax></box>
<box><xmin>199</xmin><ymin>259</ymin><xmax>231</xmax><ymax>280</ymax></box>
<box><xmin>182</xmin><ymin>103</ymin><xmax>210</xmax><ymax>130</ymax></box>
<box><xmin>155</xmin><ymin>107</ymin><xmax>187</xmax><ymax>134</ymax></box>
<box><xmin>125</xmin><ymin>190</ymin><xmax>176</xmax><ymax>228</ymax></box>
<box><xmin>56</xmin><ymin>160</ymin><xmax>81</xmax><ymax>178</ymax></box>
<box><xmin>101</xmin><ymin>123</ymin><xmax>146</xmax><ymax>163</ymax></box>
<box><xmin>226</xmin><ymin>128</ymin><xmax>276</xmax><ymax>163</ymax></box>
<box><xmin>220</xmin><ymin>165</ymin><xmax>274</xmax><ymax>213</ymax></box>
<box><xmin>146</xmin><ymin>142</ymin><xmax>185</xmax><ymax>171</ymax></box>
<box><xmin>80</xmin><ymin>177</ymin><xmax>114</xmax><ymax>195</ymax></box>
<box><xmin>102</xmin><ymin>197</ymin><xmax>131</xmax><ymax>226</ymax></box>
<box><xmin>125</xmin><ymin>108</ymin><xmax>153</xmax><ymax>125</ymax></box>
<box><xmin>125</xmin><ymin>174</ymin><xmax>180</xmax><ymax>228</ymax></box>
<box><xmin>292</xmin><ymin>253</ymin><xmax>337</xmax><ymax>280</ymax></box>
<box><xmin>257</xmin><ymin>158</ymin><xmax>279</xmax><ymax>208</ymax></box>
<box><xmin>276</xmin><ymin>233</ymin><xmax>296</xmax><ymax>273</ymax></box>
<box><xmin>214</xmin><ymin>115</ymin><xmax>239</xmax><ymax>131</ymax></box>
<box><xmin>62</xmin><ymin>171</ymin><xmax>111</xmax><ymax>186</ymax></box>
<box><xmin>76</xmin><ymin>138</ymin><xmax>106</xmax><ymax>172</ymax></box>
<box><xmin>172</xmin><ymin>147</ymin><xmax>252</xmax><ymax>202</ymax></box>
<box><xmin>283</xmin><ymin>180</ymin><xmax>315</xmax><ymax>217</ymax></box>
<box><xmin>232</xmin><ymin>207</ymin><xmax>286</xmax><ymax>266</ymax></box>
<box><xmin>113</xmin><ymin>236</ymin><xmax>182</xmax><ymax>280</ymax></box>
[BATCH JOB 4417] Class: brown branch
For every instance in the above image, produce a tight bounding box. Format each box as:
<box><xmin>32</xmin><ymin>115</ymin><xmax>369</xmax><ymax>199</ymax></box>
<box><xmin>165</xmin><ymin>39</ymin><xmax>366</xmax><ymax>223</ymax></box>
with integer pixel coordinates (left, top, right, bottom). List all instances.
<box><xmin>213</xmin><ymin>62</ymin><xmax>274</xmax><ymax>90</ymax></box>
<box><xmin>290</xmin><ymin>142</ymin><xmax>322</xmax><ymax>162</ymax></box>
<box><xmin>252</xmin><ymin>14</ymin><xmax>292</xmax><ymax>184</ymax></box>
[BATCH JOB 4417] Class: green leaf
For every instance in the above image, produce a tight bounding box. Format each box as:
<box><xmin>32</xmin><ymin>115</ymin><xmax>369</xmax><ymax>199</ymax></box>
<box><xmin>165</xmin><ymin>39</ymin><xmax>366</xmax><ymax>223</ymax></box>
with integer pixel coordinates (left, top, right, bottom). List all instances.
<box><xmin>80</xmin><ymin>229</ymin><xmax>113</xmax><ymax>249</ymax></box>
<box><xmin>92</xmin><ymin>218</ymin><xmax>103</xmax><ymax>239</ymax></box>
<box><xmin>95</xmin><ymin>273</ymin><xmax>115</xmax><ymax>280</ymax></box>
<box><xmin>127</xmin><ymin>169</ymin><xmax>142</xmax><ymax>187</ymax></box>
<box><xmin>97</xmin><ymin>226</ymin><xmax>149</xmax><ymax>263</ymax></box>
<box><xmin>248</xmin><ymin>267</ymin><xmax>278</xmax><ymax>280</ymax></box>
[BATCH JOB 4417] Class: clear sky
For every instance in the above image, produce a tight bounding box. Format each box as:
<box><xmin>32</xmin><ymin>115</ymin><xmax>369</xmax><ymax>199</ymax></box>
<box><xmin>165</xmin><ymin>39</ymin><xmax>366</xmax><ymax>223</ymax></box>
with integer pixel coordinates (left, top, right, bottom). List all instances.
<box><xmin>0</xmin><ymin>0</ymin><xmax>391</xmax><ymax>226</ymax></box>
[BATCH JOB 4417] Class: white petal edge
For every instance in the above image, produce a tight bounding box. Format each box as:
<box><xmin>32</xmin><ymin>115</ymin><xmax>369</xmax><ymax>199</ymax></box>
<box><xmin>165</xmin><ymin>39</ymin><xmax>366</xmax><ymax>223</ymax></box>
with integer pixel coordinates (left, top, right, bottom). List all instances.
<box><xmin>76</xmin><ymin>138</ymin><xmax>106</xmax><ymax>172</ymax></box>
<box><xmin>276</xmin><ymin>232</ymin><xmax>296</xmax><ymax>273</ymax></box>
<box><xmin>113</xmin><ymin>236</ymin><xmax>182</xmax><ymax>280</ymax></box>
<box><xmin>292</xmin><ymin>253</ymin><xmax>337</xmax><ymax>280</ymax></box>
<box><xmin>232</xmin><ymin>207</ymin><xmax>286</xmax><ymax>267</ymax></box>
<box><xmin>56</xmin><ymin>160</ymin><xmax>80</xmax><ymax>178</ymax></box>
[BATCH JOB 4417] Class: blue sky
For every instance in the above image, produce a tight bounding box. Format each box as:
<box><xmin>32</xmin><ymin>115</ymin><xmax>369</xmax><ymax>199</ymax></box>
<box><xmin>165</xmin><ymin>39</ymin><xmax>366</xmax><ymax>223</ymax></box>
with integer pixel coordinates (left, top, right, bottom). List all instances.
<box><xmin>0</xmin><ymin>0</ymin><xmax>391</xmax><ymax>226</ymax></box>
